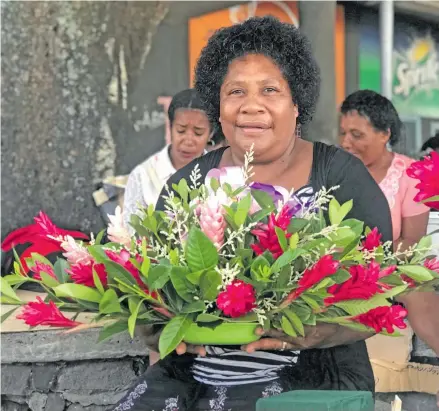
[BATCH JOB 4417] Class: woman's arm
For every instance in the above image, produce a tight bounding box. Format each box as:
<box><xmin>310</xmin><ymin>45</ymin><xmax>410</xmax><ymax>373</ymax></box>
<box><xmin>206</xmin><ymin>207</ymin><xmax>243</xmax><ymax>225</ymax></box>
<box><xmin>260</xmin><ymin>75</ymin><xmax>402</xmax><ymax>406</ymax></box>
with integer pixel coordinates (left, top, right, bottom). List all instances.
<box><xmin>394</xmin><ymin>212</ymin><xmax>430</xmax><ymax>250</ymax></box>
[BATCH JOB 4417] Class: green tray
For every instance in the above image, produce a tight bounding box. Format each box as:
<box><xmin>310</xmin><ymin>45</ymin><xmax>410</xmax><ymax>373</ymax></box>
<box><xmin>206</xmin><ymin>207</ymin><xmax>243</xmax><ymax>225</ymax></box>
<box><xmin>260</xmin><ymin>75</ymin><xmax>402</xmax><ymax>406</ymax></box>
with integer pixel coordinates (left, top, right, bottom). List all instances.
<box><xmin>184</xmin><ymin>322</ymin><xmax>260</xmax><ymax>345</ymax></box>
<box><xmin>256</xmin><ymin>390</ymin><xmax>374</xmax><ymax>411</ymax></box>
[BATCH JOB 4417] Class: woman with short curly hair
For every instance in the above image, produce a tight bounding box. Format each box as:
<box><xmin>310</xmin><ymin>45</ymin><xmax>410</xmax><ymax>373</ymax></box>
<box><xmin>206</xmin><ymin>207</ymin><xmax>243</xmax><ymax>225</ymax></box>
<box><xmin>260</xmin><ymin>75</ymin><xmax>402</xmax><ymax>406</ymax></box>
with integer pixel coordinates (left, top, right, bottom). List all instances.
<box><xmin>112</xmin><ymin>16</ymin><xmax>395</xmax><ymax>411</ymax></box>
<box><xmin>339</xmin><ymin>90</ymin><xmax>430</xmax><ymax>250</ymax></box>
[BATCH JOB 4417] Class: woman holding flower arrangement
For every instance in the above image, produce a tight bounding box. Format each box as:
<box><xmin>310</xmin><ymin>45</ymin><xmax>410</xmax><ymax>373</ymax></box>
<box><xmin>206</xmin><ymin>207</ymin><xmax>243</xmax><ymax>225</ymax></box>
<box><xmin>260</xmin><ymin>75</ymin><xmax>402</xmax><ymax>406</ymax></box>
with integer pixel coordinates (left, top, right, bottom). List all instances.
<box><xmin>110</xmin><ymin>16</ymin><xmax>431</xmax><ymax>411</ymax></box>
<box><xmin>6</xmin><ymin>14</ymin><xmax>438</xmax><ymax>410</ymax></box>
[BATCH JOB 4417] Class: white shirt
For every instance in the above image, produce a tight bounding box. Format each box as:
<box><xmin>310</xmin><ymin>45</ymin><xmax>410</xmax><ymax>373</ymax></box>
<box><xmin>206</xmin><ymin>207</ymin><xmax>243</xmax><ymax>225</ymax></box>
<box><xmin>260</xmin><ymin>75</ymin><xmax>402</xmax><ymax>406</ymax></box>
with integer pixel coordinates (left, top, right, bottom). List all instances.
<box><xmin>123</xmin><ymin>145</ymin><xmax>176</xmax><ymax>230</ymax></box>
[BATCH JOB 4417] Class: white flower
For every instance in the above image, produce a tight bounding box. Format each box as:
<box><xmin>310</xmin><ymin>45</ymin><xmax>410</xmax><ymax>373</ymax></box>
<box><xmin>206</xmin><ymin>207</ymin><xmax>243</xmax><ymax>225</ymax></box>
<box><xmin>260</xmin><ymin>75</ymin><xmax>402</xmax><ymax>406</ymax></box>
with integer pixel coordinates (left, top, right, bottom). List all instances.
<box><xmin>61</xmin><ymin>235</ymin><xmax>93</xmax><ymax>265</ymax></box>
<box><xmin>107</xmin><ymin>206</ymin><xmax>132</xmax><ymax>248</ymax></box>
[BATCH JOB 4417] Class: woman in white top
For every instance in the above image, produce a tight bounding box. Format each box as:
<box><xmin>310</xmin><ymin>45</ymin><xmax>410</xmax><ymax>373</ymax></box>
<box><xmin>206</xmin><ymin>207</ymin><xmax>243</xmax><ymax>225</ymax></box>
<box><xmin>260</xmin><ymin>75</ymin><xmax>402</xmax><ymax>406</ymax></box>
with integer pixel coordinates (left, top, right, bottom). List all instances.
<box><xmin>123</xmin><ymin>89</ymin><xmax>213</xmax><ymax>229</ymax></box>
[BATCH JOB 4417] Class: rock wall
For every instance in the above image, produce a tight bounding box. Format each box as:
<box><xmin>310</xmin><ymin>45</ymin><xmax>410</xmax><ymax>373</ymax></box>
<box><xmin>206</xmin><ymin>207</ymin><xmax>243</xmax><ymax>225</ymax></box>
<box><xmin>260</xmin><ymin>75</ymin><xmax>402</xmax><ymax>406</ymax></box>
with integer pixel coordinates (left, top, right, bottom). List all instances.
<box><xmin>1</xmin><ymin>328</ymin><xmax>150</xmax><ymax>411</ymax></box>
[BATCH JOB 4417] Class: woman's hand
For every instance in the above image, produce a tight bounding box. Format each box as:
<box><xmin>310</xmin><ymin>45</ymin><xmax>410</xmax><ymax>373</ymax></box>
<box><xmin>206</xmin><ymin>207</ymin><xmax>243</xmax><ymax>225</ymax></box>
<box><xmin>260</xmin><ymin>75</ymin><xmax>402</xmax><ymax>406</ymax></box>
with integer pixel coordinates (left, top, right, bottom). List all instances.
<box><xmin>242</xmin><ymin>324</ymin><xmax>374</xmax><ymax>353</ymax></box>
<box><xmin>175</xmin><ymin>342</ymin><xmax>206</xmax><ymax>357</ymax></box>
<box><xmin>136</xmin><ymin>325</ymin><xmax>206</xmax><ymax>357</ymax></box>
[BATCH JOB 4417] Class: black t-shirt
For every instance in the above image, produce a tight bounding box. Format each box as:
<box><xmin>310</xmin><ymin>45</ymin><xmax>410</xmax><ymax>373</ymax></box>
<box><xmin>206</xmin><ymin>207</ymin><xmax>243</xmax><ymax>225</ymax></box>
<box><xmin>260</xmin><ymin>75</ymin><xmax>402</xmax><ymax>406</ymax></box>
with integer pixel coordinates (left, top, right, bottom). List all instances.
<box><xmin>156</xmin><ymin>142</ymin><xmax>392</xmax><ymax>392</ymax></box>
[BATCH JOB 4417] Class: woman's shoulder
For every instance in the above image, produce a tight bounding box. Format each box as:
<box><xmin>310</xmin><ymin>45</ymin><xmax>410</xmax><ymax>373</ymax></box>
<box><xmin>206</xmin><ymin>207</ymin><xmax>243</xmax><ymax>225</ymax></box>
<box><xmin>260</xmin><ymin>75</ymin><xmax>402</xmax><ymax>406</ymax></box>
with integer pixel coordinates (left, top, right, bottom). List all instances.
<box><xmin>312</xmin><ymin>142</ymin><xmax>364</xmax><ymax>184</ymax></box>
<box><xmin>392</xmin><ymin>153</ymin><xmax>417</xmax><ymax>168</ymax></box>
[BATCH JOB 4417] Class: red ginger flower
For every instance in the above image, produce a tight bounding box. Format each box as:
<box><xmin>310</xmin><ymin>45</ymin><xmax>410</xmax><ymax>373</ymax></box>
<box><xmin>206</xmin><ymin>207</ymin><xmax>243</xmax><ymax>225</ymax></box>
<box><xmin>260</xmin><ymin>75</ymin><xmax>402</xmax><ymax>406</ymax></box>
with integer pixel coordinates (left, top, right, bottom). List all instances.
<box><xmin>361</xmin><ymin>227</ymin><xmax>382</xmax><ymax>251</ymax></box>
<box><xmin>406</xmin><ymin>151</ymin><xmax>439</xmax><ymax>209</ymax></box>
<box><xmin>424</xmin><ymin>258</ymin><xmax>439</xmax><ymax>273</ymax></box>
<box><xmin>216</xmin><ymin>280</ymin><xmax>256</xmax><ymax>318</ymax></box>
<box><xmin>67</xmin><ymin>262</ymin><xmax>108</xmax><ymax>288</ymax></box>
<box><xmin>325</xmin><ymin>262</ymin><xmax>383</xmax><ymax>305</ymax></box>
<box><xmin>251</xmin><ymin>205</ymin><xmax>292</xmax><ymax>259</ymax></box>
<box><xmin>32</xmin><ymin>261</ymin><xmax>57</xmax><ymax>281</ymax></box>
<box><xmin>105</xmin><ymin>249</ymin><xmax>157</xmax><ymax>298</ymax></box>
<box><xmin>352</xmin><ymin>305</ymin><xmax>407</xmax><ymax>334</ymax></box>
<box><xmin>401</xmin><ymin>275</ymin><xmax>416</xmax><ymax>288</ymax></box>
<box><xmin>17</xmin><ymin>297</ymin><xmax>82</xmax><ymax>328</ymax></box>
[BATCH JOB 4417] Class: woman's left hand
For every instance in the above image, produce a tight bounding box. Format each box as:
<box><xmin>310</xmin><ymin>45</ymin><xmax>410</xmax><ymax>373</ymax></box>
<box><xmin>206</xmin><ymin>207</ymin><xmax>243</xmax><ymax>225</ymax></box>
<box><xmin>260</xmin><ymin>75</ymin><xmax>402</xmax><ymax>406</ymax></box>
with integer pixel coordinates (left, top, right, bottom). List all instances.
<box><xmin>241</xmin><ymin>324</ymin><xmax>374</xmax><ymax>353</ymax></box>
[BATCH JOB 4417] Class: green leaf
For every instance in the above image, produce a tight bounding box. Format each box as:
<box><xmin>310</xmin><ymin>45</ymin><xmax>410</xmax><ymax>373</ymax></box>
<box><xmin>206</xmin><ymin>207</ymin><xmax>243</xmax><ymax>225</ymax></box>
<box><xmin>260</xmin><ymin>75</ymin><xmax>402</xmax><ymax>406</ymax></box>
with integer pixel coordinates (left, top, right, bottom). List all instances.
<box><xmin>159</xmin><ymin>314</ymin><xmax>193</xmax><ymax>359</ymax></box>
<box><xmin>250</xmin><ymin>208</ymin><xmax>272</xmax><ymax>223</ymax></box>
<box><xmin>3</xmin><ymin>274</ymin><xmax>27</xmax><ymax>286</ymax></box>
<box><xmin>200</xmin><ymin>270</ymin><xmax>222</xmax><ymax>301</ymax></box>
<box><xmin>422</xmin><ymin>195</ymin><xmax>439</xmax><ymax>203</ymax></box>
<box><xmin>271</xmin><ymin>248</ymin><xmax>306</xmax><ymax>273</ymax></box>
<box><xmin>53</xmin><ymin>259</ymin><xmax>70</xmax><ymax>284</ymax></box>
<box><xmin>141</xmin><ymin>255</ymin><xmax>151</xmax><ymax>279</ymax></box>
<box><xmin>312</xmin><ymin>277</ymin><xmax>335</xmax><ymax>291</ymax></box>
<box><xmin>95</xmin><ymin>229</ymin><xmax>106</xmax><ymax>245</ymax></box>
<box><xmin>301</xmin><ymin>294</ymin><xmax>321</xmax><ymax>311</ymax></box>
<box><xmin>148</xmin><ymin>265</ymin><xmax>171</xmax><ymax>290</ymax></box>
<box><xmin>284</xmin><ymin>308</ymin><xmax>305</xmax><ymax>336</ymax></box>
<box><xmin>281</xmin><ymin>315</ymin><xmax>297</xmax><ymax>337</ymax></box>
<box><xmin>332</xmin><ymin>269</ymin><xmax>351</xmax><ymax>284</ymax></box>
<box><xmin>87</xmin><ymin>245</ymin><xmax>109</xmax><ymax>264</ymax></box>
<box><xmin>334</xmin><ymin>297</ymin><xmax>390</xmax><ymax>316</ymax></box>
<box><xmin>380</xmin><ymin>284</ymin><xmax>408</xmax><ymax>299</ymax></box>
<box><xmin>40</xmin><ymin>272</ymin><xmax>59</xmax><ymax>288</ymax></box>
<box><xmin>302</xmin><ymin>313</ymin><xmax>316</xmax><ymax>325</ymax></box>
<box><xmin>287</xmin><ymin>218</ymin><xmax>309</xmax><ymax>234</ymax></box>
<box><xmin>340</xmin><ymin>219</ymin><xmax>364</xmax><ymax>235</ymax></box>
<box><xmin>170</xmin><ymin>267</ymin><xmax>195</xmax><ymax>302</ymax></box>
<box><xmin>251</xmin><ymin>255</ymin><xmax>272</xmax><ymax>281</ymax></box>
<box><xmin>128</xmin><ymin>299</ymin><xmax>145</xmax><ymax>338</ymax></box>
<box><xmin>177</xmin><ymin>179</ymin><xmax>190</xmax><ymax>203</ymax></box>
<box><xmin>181</xmin><ymin>301</ymin><xmax>206</xmax><ymax>313</ymax></box>
<box><xmin>210</xmin><ymin>177</ymin><xmax>220</xmax><ymax>193</ymax></box>
<box><xmin>0</xmin><ymin>277</ymin><xmax>21</xmax><ymax>302</ymax></box>
<box><xmin>291</xmin><ymin>303</ymin><xmax>311</xmax><ymax>321</ymax></box>
<box><xmin>339</xmin><ymin>200</ymin><xmax>353</xmax><ymax>222</ymax></box>
<box><xmin>185</xmin><ymin>228</ymin><xmax>219</xmax><ymax>272</ymax></box>
<box><xmin>275</xmin><ymin>227</ymin><xmax>288</xmax><ymax>252</ymax></box>
<box><xmin>105</xmin><ymin>261</ymin><xmax>138</xmax><ymax>286</ymax></box>
<box><xmin>93</xmin><ymin>268</ymin><xmax>105</xmax><ymax>295</ymax></box>
<box><xmin>398</xmin><ymin>265</ymin><xmax>434</xmax><ymax>282</ymax></box>
<box><xmin>99</xmin><ymin>289</ymin><xmax>122</xmax><ymax>314</ymax></box>
<box><xmin>289</xmin><ymin>233</ymin><xmax>299</xmax><ymax>250</ymax></box>
<box><xmin>329</xmin><ymin>199</ymin><xmax>352</xmax><ymax>225</ymax></box>
<box><xmin>28</xmin><ymin>253</ymin><xmax>53</xmax><ymax>268</ymax></box>
<box><xmin>234</xmin><ymin>193</ymin><xmax>252</xmax><ymax>227</ymax></box>
<box><xmin>53</xmin><ymin>284</ymin><xmax>102</xmax><ymax>303</ymax></box>
<box><xmin>186</xmin><ymin>270</ymin><xmax>205</xmax><ymax>285</ymax></box>
<box><xmin>196</xmin><ymin>313</ymin><xmax>222</xmax><ymax>322</ymax></box>
<box><xmin>1</xmin><ymin>306</ymin><xmax>20</xmax><ymax>323</ymax></box>
<box><xmin>98</xmin><ymin>321</ymin><xmax>129</xmax><ymax>342</ymax></box>
<box><xmin>251</xmin><ymin>189</ymin><xmax>275</xmax><ymax>211</ymax></box>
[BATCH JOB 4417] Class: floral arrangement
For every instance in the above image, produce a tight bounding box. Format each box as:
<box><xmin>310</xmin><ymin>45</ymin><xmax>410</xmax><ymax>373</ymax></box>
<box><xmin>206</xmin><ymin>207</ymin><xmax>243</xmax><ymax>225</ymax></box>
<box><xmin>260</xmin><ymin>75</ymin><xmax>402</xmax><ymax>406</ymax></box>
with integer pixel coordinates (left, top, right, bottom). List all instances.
<box><xmin>407</xmin><ymin>150</ymin><xmax>439</xmax><ymax>210</ymax></box>
<box><xmin>2</xmin><ymin>149</ymin><xmax>439</xmax><ymax>359</ymax></box>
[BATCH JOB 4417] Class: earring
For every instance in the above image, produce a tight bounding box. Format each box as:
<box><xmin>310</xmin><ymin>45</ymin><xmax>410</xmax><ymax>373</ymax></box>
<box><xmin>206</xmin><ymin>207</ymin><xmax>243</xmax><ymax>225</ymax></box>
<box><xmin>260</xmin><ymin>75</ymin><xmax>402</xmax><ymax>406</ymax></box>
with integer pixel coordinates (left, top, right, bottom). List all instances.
<box><xmin>295</xmin><ymin>124</ymin><xmax>301</xmax><ymax>139</ymax></box>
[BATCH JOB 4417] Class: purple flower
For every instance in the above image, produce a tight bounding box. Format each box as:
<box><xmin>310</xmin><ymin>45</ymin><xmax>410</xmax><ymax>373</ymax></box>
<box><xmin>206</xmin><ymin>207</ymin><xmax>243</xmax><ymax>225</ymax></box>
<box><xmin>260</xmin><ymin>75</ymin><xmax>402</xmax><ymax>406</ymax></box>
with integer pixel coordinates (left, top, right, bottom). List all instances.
<box><xmin>250</xmin><ymin>182</ymin><xmax>289</xmax><ymax>207</ymax></box>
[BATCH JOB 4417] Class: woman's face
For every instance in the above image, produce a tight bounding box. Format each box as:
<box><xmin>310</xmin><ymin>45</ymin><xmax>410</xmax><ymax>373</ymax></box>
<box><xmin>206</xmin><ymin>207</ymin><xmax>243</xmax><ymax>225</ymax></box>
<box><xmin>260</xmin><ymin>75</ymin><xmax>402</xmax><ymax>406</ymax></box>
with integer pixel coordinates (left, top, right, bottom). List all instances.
<box><xmin>219</xmin><ymin>54</ymin><xmax>298</xmax><ymax>163</ymax></box>
<box><xmin>339</xmin><ymin>111</ymin><xmax>390</xmax><ymax>167</ymax></box>
<box><xmin>170</xmin><ymin>108</ymin><xmax>211</xmax><ymax>168</ymax></box>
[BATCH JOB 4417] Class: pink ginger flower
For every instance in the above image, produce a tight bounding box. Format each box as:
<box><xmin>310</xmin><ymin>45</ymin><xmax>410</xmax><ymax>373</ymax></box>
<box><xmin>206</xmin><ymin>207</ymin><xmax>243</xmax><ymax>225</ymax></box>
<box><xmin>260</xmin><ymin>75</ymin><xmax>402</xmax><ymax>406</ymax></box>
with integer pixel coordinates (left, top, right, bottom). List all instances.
<box><xmin>32</xmin><ymin>261</ymin><xmax>57</xmax><ymax>281</ymax></box>
<box><xmin>107</xmin><ymin>206</ymin><xmax>132</xmax><ymax>247</ymax></box>
<box><xmin>61</xmin><ymin>235</ymin><xmax>93</xmax><ymax>265</ymax></box>
<box><xmin>199</xmin><ymin>190</ymin><xmax>228</xmax><ymax>249</ymax></box>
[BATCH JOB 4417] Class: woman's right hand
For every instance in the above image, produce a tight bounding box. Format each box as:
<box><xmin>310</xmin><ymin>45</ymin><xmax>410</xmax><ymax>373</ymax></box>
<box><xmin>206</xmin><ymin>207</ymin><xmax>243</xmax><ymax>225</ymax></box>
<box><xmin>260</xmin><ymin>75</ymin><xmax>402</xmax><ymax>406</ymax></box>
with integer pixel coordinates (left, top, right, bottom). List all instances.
<box><xmin>176</xmin><ymin>342</ymin><xmax>206</xmax><ymax>356</ymax></box>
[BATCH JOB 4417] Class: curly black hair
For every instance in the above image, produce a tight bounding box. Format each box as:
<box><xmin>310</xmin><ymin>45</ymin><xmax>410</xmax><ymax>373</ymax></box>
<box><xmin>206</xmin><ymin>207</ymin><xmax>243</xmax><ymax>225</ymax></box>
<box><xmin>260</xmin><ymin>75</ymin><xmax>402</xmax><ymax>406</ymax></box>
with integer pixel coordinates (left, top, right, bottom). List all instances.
<box><xmin>340</xmin><ymin>90</ymin><xmax>403</xmax><ymax>146</ymax></box>
<box><xmin>194</xmin><ymin>16</ymin><xmax>321</xmax><ymax>136</ymax></box>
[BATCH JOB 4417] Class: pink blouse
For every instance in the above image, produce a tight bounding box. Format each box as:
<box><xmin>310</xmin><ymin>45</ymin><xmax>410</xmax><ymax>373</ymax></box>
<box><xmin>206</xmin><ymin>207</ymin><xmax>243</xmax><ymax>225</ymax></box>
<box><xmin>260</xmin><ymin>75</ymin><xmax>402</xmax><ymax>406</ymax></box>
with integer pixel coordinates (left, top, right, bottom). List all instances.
<box><xmin>379</xmin><ymin>153</ymin><xmax>430</xmax><ymax>241</ymax></box>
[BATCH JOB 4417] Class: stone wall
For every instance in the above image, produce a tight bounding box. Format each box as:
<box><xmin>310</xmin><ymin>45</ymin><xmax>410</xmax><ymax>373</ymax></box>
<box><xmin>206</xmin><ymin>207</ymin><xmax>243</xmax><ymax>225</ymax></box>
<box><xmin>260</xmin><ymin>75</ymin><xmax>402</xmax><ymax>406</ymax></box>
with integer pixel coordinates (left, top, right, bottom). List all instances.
<box><xmin>1</xmin><ymin>328</ymin><xmax>150</xmax><ymax>411</ymax></box>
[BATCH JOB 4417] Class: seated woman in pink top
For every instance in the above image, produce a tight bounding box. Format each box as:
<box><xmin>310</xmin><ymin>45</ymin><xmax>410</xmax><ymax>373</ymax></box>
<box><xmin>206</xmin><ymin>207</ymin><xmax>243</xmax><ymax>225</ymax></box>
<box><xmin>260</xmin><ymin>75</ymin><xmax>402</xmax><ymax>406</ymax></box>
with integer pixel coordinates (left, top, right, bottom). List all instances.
<box><xmin>339</xmin><ymin>90</ymin><xmax>430</xmax><ymax>250</ymax></box>
<box><xmin>339</xmin><ymin>90</ymin><xmax>439</xmax><ymax>368</ymax></box>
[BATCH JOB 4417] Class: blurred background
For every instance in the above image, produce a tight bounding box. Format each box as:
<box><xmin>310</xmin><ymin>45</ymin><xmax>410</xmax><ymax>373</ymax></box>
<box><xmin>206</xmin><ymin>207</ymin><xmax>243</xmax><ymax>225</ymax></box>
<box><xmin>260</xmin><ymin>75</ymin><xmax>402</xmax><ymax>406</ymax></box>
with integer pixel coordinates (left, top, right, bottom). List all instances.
<box><xmin>1</xmin><ymin>0</ymin><xmax>438</xmax><ymax>238</ymax></box>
